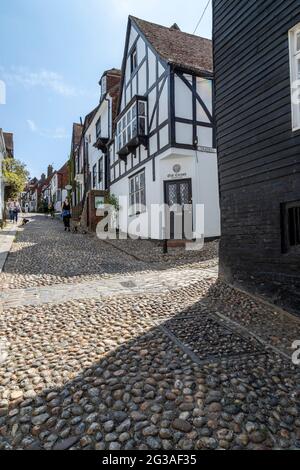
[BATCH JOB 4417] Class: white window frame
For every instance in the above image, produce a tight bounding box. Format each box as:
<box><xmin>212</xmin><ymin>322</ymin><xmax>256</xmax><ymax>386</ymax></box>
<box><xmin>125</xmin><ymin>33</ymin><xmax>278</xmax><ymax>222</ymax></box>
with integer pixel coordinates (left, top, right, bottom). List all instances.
<box><xmin>116</xmin><ymin>100</ymin><xmax>147</xmax><ymax>152</ymax></box>
<box><xmin>129</xmin><ymin>170</ymin><xmax>146</xmax><ymax>216</ymax></box>
<box><xmin>289</xmin><ymin>24</ymin><xmax>300</xmax><ymax>131</ymax></box>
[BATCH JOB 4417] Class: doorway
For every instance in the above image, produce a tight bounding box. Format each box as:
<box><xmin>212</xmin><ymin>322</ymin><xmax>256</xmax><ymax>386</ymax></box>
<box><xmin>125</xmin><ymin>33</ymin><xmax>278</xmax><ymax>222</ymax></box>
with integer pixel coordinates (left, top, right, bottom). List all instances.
<box><xmin>164</xmin><ymin>179</ymin><xmax>192</xmax><ymax>240</ymax></box>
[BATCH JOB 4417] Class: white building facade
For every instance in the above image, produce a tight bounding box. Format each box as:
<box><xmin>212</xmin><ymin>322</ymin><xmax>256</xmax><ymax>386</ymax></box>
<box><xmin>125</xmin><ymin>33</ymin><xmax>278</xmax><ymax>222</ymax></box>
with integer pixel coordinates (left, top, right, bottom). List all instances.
<box><xmin>86</xmin><ymin>95</ymin><xmax>113</xmax><ymax>192</ymax></box>
<box><xmin>109</xmin><ymin>17</ymin><xmax>221</xmax><ymax>240</ymax></box>
<box><xmin>0</xmin><ymin>130</ymin><xmax>6</xmax><ymax>223</ymax></box>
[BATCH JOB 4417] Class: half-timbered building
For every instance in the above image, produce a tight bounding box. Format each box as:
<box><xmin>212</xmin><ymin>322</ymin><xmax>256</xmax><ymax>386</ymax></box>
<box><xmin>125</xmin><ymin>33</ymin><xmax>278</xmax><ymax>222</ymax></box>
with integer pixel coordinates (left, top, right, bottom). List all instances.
<box><xmin>86</xmin><ymin>69</ymin><xmax>121</xmax><ymax>193</ymax></box>
<box><xmin>109</xmin><ymin>16</ymin><xmax>220</xmax><ymax>240</ymax></box>
<box><xmin>213</xmin><ymin>0</ymin><xmax>300</xmax><ymax>312</ymax></box>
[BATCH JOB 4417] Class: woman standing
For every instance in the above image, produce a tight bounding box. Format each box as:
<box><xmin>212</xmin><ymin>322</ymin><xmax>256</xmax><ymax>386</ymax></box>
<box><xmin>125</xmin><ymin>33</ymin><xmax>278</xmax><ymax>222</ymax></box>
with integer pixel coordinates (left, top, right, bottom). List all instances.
<box><xmin>62</xmin><ymin>198</ymin><xmax>71</xmax><ymax>232</ymax></box>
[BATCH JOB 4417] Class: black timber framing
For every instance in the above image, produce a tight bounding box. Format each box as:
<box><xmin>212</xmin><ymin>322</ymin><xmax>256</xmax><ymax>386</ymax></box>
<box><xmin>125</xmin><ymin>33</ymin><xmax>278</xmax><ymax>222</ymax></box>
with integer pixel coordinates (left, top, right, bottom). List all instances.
<box><xmin>110</xmin><ymin>16</ymin><xmax>216</xmax><ymax>188</ymax></box>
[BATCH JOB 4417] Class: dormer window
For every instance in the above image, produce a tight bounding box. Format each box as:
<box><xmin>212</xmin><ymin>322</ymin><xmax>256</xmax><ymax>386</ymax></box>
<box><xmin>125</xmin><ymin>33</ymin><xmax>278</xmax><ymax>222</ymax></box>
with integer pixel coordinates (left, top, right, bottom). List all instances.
<box><xmin>131</xmin><ymin>47</ymin><xmax>138</xmax><ymax>74</ymax></box>
<box><xmin>116</xmin><ymin>97</ymin><xmax>147</xmax><ymax>157</ymax></box>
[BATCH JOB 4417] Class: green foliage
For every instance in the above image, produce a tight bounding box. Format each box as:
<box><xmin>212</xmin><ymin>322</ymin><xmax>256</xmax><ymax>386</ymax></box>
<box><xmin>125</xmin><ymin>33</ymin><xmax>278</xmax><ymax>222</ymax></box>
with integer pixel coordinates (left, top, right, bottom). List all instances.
<box><xmin>107</xmin><ymin>193</ymin><xmax>119</xmax><ymax>210</ymax></box>
<box><xmin>3</xmin><ymin>157</ymin><xmax>29</xmax><ymax>198</ymax></box>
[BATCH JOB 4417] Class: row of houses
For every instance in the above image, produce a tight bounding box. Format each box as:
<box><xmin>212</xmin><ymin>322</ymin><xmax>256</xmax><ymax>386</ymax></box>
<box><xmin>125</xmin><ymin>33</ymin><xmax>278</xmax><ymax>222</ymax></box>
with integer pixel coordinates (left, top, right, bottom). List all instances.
<box><xmin>69</xmin><ymin>16</ymin><xmax>221</xmax><ymax>238</ymax></box>
<box><xmin>22</xmin><ymin>162</ymin><xmax>69</xmax><ymax>213</ymax></box>
<box><xmin>0</xmin><ymin>129</ymin><xmax>14</xmax><ymax>225</ymax></box>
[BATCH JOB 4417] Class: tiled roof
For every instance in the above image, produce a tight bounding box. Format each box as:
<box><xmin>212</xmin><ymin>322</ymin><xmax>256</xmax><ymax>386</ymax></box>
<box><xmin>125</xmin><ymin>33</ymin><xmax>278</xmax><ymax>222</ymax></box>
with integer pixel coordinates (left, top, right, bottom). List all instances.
<box><xmin>84</xmin><ymin>106</ymin><xmax>99</xmax><ymax>130</ymax></box>
<box><xmin>130</xmin><ymin>16</ymin><xmax>213</xmax><ymax>75</ymax></box>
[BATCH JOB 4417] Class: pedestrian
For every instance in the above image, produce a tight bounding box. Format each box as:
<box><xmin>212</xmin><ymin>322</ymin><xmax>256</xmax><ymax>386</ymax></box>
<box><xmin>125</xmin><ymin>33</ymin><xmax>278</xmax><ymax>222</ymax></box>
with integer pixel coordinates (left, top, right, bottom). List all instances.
<box><xmin>62</xmin><ymin>197</ymin><xmax>71</xmax><ymax>232</ymax></box>
<box><xmin>7</xmin><ymin>199</ymin><xmax>15</xmax><ymax>223</ymax></box>
<box><xmin>49</xmin><ymin>202</ymin><xmax>55</xmax><ymax>219</ymax></box>
<box><xmin>13</xmin><ymin>200</ymin><xmax>21</xmax><ymax>224</ymax></box>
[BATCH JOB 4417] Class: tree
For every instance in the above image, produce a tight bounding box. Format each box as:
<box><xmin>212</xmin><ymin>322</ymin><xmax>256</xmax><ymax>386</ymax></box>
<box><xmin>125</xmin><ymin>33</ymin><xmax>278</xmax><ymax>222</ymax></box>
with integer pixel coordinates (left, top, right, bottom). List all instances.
<box><xmin>3</xmin><ymin>157</ymin><xmax>30</xmax><ymax>199</ymax></box>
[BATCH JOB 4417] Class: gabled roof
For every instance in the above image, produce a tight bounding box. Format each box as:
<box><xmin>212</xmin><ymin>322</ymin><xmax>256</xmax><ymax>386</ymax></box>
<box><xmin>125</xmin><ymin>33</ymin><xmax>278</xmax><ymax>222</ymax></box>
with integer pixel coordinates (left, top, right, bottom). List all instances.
<box><xmin>130</xmin><ymin>16</ymin><xmax>213</xmax><ymax>75</ymax></box>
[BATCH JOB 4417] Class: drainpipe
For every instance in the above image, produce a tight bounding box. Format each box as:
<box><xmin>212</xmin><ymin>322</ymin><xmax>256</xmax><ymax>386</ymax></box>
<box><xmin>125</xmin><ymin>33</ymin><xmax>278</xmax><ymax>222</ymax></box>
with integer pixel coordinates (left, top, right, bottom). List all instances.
<box><xmin>104</xmin><ymin>96</ymin><xmax>111</xmax><ymax>191</ymax></box>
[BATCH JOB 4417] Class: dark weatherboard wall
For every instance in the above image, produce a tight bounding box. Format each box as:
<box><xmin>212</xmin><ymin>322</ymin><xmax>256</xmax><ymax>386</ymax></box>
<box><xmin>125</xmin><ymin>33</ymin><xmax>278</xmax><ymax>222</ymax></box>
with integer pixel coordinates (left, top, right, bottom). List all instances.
<box><xmin>213</xmin><ymin>0</ymin><xmax>300</xmax><ymax>313</ymax></box>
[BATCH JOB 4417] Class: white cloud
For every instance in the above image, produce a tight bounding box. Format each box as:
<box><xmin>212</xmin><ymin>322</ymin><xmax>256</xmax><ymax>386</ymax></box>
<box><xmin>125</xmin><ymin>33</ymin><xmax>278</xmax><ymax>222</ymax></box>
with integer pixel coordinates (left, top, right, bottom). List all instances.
<box><xmin>1</xmin><ymin>66</ymin><xmax>84</xmax><ymax>97</ymax></box>
<box><xmin>27</xmin><ymin>120</ymin><xmax>69</xmax><ymax>140</ymax></box>
<box><xmin>27</xmin><ymin>119</ymin><xmax>38</xmax><ymax>132</ymax></box>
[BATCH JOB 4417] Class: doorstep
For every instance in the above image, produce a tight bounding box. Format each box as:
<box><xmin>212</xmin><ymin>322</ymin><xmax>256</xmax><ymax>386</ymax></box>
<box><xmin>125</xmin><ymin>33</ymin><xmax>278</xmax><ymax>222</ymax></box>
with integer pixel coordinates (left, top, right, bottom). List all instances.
<box><xmin>0</xmin><ymin>224</ymin><xmax>18</xmax><ymax>273</ymax></box>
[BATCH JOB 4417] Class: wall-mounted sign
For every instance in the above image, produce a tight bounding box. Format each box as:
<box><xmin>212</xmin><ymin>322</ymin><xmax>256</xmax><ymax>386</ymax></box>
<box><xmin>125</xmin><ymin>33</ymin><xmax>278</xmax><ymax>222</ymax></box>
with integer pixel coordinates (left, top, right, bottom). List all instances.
<box><xmin>167</xmin><ymin>163</ymin><xmax>187</xmax><ymax>179</ymax></box>
<box><xmin>167</xmin><ymin>172</ymin><xmax>187</xmax><ymax>179</ymax></box>
<box><xmin>173</xmin><ymin>164</ymin><xmax>181</xmax><ymax>174</ymax></box>
<box><xmin>198</xmin><ymin>146</ymin><xmax>217</xmax><ymax>154</ymax></box>
<box><xmin>95</xmin><ymin>196</ymin><xmax>105</xmax><ymax>209</ymax></box>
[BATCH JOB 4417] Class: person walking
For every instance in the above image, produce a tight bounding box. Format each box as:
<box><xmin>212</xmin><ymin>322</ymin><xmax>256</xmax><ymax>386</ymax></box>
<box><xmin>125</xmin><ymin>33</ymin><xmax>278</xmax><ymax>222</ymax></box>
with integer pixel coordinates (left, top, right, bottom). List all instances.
<box><xmin>62</xmin><ymin>197</ymin><xmax>71</xmax><ymax>232</ymax></box>
<box><xmin>12</xmin><ymin>200</ymin><xmax>21</xmax><ymax>224</ymax></box>
<box><xmin>7</xmin><ymin>200</ymin><xmax>15</xmax><ymax>223</ymax></box>
<box><xmin>49</xmin><ymin>202</ymin><xmax>55</xmax><ymax>219</ymax></box>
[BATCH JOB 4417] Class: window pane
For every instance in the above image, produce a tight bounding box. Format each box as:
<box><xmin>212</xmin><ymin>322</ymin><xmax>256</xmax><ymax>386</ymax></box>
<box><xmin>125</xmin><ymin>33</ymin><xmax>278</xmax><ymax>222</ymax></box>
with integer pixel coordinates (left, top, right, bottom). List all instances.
<box><xmin>139</xmin><ymin>117</ymin><xmax>146</xmax><ymax>135</ymax></box>
<box><xmin>132</xmin><ymin>118</ymin><xmax>137</xmax><ymax>136</ymax></box>
<box><xmin>140</xmin><ymin>189</ymin><xmax>146</xmax><ymax>206</ymax></box>
<box><xmin>130</xmin><ymin>178</ymin><xmax>135</xmax><ymax>193</ymax></box>
<box><xmin>122</xmin><ymin>131</ymin><xmax>126</xmax><ymax>146</ymax></box>
<box><xmin>297</xmin><ymin>32</ymin><xmax>300</xmax><ymax>52</ymax></box>
<box><xmin>140</xmin><ymin>171</ymin><xmax>145</xmax><ymax>189</ymax></box>
<box><xmin>122</xmin><ymin>116</ymin><xmax>126</xmax><ymax>130</ymax></box>
<box><xmin>135</xmin><ymin>175</ymin><xmax>140</xmax><ymax>190</ymax></box>
<box><xmin>132</xmin><ymin>105</ymin><xmax>137</xmax><ymax>119</ymax></box>
<box><xmin>136</xmin><ymin>191</ymin><xmax>140</xmax><ymax>204</ymax></box>
<box><xmin>127</xmin><ymin>125</ymin><xmax>132</xmax><ymax>142</ymax></box>
<box><xmin>138</xmin><ymin>101</ymin><xmax>146</xmax><ymax>116</ymax></box>
<box><xmin>127</xmin><ymin>108</ymin><xmax>131</xmax><ymax>125</ymax></box>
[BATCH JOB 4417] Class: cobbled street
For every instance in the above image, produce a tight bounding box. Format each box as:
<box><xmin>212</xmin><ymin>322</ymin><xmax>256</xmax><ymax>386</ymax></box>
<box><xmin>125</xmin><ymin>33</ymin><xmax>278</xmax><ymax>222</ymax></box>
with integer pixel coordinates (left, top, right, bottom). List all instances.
<box><xmin>0</xmin><ymin>215</ymin><xmax>299</xmax><ymax>450</ymax></box>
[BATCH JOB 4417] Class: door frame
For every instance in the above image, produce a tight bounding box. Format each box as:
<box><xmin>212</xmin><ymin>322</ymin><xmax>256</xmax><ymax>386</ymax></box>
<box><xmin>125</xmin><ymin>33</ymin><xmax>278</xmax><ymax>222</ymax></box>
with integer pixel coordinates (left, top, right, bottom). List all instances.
<box><xmin>163</xmin><ymin>178</ymin><xmax>193</xmax><ymax>240</ymax></box>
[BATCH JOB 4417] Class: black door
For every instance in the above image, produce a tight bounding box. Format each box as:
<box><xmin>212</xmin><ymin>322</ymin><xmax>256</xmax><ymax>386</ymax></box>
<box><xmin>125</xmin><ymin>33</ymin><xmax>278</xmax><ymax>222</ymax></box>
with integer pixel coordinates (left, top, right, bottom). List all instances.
<box><xmin>164</xmin><ymin>179</ymin><xmax>192</xmax><ymax>240</ymax></box>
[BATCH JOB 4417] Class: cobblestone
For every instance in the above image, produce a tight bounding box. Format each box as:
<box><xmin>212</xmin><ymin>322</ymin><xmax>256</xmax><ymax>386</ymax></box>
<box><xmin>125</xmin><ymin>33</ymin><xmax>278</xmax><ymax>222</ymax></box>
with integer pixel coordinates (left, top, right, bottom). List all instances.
<box><xmin>0</xmin><ymin>215</ymin><xmax>299</xmax><ymax>450</ymax></box>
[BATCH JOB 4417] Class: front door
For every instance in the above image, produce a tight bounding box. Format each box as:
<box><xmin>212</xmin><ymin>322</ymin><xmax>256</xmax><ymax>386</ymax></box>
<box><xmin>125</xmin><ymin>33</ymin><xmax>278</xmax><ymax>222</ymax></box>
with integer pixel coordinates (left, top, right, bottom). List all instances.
<box><xmin>164</xmin><ymin>179</ymin><xmax>192</xmax><ymax>240</ymax></box>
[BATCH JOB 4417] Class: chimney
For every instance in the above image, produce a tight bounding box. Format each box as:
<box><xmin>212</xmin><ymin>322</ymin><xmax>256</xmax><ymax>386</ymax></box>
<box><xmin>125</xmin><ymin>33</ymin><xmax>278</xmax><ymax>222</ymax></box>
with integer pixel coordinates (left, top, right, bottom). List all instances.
<box><xmin>99</xmin><ymin>69</ymin><xmax>121</xmax><ymax>101</ymax></box>
<box><xmin>47</xmin><ymin>165</ymin><xmax>53</xmax><ymax>178</ymax></box>
<box><xmin>170</xmin><ymin>23</ymin><xmax>181</xmax><ymax>31</ymax></box>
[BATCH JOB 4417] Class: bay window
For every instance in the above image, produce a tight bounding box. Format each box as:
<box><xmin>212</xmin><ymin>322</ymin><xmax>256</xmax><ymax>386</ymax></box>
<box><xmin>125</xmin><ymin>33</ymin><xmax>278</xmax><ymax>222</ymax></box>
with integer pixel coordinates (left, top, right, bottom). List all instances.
<box><xmin>116</xmin><ymin>97</ymin><xmax>147</xmax><ymax>157</ymax></box>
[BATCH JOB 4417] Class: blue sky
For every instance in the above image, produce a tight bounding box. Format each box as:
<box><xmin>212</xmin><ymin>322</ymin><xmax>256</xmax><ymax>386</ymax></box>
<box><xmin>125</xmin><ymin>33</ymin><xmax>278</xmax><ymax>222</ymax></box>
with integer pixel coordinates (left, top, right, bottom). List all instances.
<box><xmin>0</xmin><ymin>0</ymin><xmax>212</xmax><ymax>179</ymax></box>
